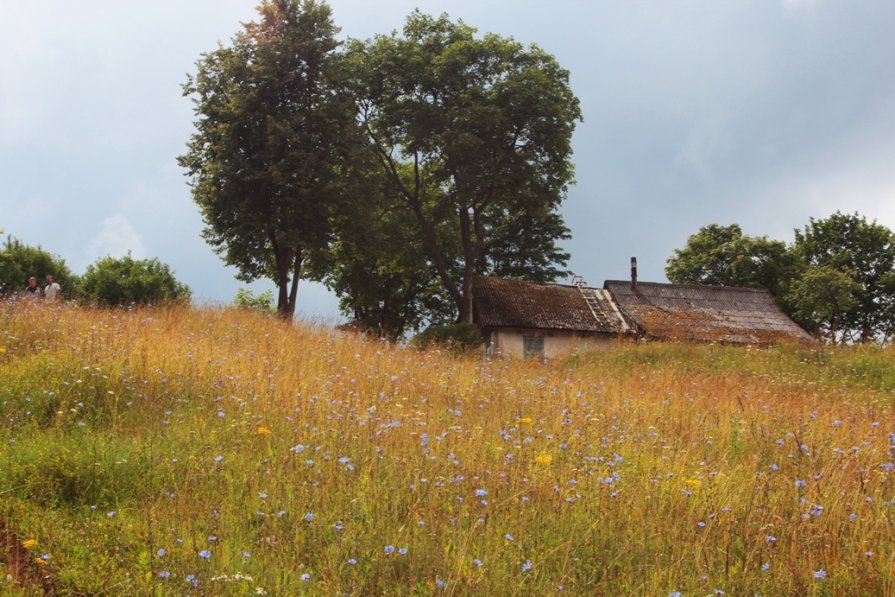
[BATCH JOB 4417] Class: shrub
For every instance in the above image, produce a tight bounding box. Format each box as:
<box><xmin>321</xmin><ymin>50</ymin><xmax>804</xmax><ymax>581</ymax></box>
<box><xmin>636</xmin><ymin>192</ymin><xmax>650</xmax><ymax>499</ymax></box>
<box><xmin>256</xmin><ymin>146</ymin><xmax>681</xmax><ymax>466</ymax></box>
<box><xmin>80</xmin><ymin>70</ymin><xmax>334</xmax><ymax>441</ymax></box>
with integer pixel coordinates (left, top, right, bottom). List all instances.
<box><xmin>79</xmin><ymin>254</ymin><xmax>190</xmax><ymax>306</ymax></box>
<box><xmin>411</xmin><ymin>322</ymin><xmax>483</xmax><ymax>352</ymax></box>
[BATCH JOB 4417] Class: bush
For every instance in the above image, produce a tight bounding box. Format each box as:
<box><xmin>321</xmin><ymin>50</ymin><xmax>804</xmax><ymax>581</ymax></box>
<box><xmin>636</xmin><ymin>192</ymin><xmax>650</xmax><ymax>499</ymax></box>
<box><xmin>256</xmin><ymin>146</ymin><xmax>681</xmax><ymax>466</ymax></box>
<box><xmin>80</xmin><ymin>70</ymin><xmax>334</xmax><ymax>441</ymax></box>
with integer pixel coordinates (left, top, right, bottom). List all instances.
<box><xmin>411</xmin><ymin>322</ymin><xmax>483</xmax><ymax>352</ymax></box>
<box><xmin>79</xmin><ymin>254</ymin><xmax>190</xmax><ymax>306</ymax></box>
<box><xmin>0</xmin><ymin>236</ymin><xmax>77</xmax><ymax>297</ymax></box>
<box><xmin>233</xmin><ymin>288</ymin><xmax>275</xmax><ymax>312</ymax></box>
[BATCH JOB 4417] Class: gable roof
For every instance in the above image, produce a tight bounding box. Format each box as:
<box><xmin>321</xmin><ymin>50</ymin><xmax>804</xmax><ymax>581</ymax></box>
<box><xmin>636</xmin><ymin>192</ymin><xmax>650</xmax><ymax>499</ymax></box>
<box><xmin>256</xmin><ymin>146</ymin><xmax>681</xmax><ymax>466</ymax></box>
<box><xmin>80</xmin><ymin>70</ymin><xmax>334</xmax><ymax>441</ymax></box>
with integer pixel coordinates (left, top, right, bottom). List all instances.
<box><xmin>473</xmin><ymin>276</ymin><xmax>629</xmax><ymax>334</ymax></box>
<box><xmin>604</xmin><ymin>280</ymin><xmax>815</xmax><ymax>344</ymax></box>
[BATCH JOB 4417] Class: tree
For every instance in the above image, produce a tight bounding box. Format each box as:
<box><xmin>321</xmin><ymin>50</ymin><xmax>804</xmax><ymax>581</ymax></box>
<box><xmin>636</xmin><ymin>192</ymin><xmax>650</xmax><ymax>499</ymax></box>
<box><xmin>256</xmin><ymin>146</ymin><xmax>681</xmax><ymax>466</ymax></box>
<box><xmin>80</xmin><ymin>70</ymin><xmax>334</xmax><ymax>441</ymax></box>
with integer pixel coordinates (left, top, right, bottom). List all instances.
<box><xmin>79</xmin><ymin>255</ymin><xmax>191</xmax><ymax>306</ymax></box>
<box><xmin>793</xmin><ymin>212</ymin><xmax>895</xmax><ymax>343</ymax></box>
<box><xmin>665</xmin><ymin>224</ymin><xmax>800</xmax><ymax>301</ymax></box>
<box><xmin>348</xmin><ymin>12</ymin><xmax>581</xmax><ymax>322</ymax></box>
<box><xmin>0</xmin><ymin>236</ymin><xmax>77</xmax><ymax>297</ymax></box>
<box><xmin>179</xmin><ymin>0</ymin><xmax>355</xmax><ymax>319</ymax></box>
<box><xmin>786</xmin><ymin>266</ymin><xmax>860</xmax><ymax>344</ymax></box>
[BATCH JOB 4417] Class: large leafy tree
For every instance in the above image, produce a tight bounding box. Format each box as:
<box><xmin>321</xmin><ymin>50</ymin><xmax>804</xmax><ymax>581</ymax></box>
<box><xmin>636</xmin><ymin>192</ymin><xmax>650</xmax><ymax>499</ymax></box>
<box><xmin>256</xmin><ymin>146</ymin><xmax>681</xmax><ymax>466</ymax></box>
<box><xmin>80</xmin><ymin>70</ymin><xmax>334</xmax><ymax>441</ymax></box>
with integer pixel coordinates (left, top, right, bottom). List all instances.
<box><xmin>665</xmin><ymin>224</ymin><xmax>800</xmax><ymax>302</ymax></box>
<box><xmin>793</xmin><ymin>212</ymin><xmax>895</xmax><ymax>343</ymax></box>
<box><xmin>0</xmin><ymin>236</ymin><xmax>77</xmax><ymax>297</ymax></box>
<box><xmin>786</xmin><ymin>266</ymin><xmax>860</xmax><ymax>344</ymax></box>
<box><xmin>179</xmin><ymin>0</ymin><xmax>355</xmax><ymax>319</ymax></box>
<box><xmin>348</xmin><ymin>12</ymin><xmax>581</xmax><ymax>323</ymax></box>
<box><xmin>79</xmin><ymin>255</ymin><xmax>191</xmax><ymax>306</ymax></box>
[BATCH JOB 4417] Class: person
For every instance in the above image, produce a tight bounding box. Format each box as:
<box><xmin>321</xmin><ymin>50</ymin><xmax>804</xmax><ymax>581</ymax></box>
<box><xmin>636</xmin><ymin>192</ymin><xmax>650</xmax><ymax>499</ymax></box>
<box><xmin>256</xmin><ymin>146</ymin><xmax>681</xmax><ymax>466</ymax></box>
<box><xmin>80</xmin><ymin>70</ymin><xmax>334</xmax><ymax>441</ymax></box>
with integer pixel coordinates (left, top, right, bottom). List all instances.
<box><xmin>25</xmin><ymin>276</ymin><xmax>40</xmax><ymax>299</ymax></box>
<box><xmin>44</xmin><ymin>274</ymin><xmax>62</xmax><ymax>303</ymax></box>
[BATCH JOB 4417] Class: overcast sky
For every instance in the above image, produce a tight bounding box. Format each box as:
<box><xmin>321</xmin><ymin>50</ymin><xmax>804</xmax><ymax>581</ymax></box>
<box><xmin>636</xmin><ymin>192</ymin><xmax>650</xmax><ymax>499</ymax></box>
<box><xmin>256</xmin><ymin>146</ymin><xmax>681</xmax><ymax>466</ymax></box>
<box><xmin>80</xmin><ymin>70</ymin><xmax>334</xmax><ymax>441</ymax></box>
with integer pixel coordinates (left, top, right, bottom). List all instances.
<box><xmin>3</xmin><ymin>0</ymin><xmax>894</xmax><ymax>321</ymax></box>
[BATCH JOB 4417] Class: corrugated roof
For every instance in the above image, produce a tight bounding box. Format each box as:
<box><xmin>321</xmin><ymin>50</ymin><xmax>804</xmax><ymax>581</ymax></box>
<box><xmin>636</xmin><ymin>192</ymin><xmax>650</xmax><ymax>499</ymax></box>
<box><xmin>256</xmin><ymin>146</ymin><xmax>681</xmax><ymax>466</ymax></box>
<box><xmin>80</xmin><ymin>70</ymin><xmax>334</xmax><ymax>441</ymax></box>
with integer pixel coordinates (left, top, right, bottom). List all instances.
<box><xmin>473</xmin><ymin>277</ymin><xmax>629</xmax><ymax>334</ymax></box>
<box><xmin>604</xmin><ymin>281</ymin><xmax>815</xmax><ymax>344</ymax></box>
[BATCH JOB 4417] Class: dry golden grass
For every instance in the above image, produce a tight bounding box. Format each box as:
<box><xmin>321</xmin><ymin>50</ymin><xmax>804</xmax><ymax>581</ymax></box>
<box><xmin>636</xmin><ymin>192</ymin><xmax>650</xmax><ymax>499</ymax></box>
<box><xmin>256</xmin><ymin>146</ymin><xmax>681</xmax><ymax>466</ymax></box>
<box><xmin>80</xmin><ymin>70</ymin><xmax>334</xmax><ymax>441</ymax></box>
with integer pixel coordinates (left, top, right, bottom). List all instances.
<box><xmin>0</xmin><ymin>301</ymin><xmax>892</xmax><ymax>595</ymax></box>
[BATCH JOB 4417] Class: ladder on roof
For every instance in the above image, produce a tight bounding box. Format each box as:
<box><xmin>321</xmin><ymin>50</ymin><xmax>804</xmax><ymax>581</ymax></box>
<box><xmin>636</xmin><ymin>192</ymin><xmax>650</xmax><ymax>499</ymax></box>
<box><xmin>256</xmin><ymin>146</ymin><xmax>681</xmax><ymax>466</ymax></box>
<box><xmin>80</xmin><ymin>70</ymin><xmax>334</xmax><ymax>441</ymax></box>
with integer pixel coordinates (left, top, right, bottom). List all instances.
<box><xmin>574</xmin><ymin>278</ymin><xmax>630</xmax><ymax>332</ymax></box>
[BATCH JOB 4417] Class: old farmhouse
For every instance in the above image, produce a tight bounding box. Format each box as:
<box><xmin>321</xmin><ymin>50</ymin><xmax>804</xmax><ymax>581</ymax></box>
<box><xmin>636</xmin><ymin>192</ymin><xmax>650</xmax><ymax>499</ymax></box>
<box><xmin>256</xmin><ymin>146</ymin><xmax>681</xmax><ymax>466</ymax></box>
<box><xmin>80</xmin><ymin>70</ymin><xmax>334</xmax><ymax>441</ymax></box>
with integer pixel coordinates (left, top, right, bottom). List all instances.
<box><xmin>472</xmin><ymin>273</ymin><xmax>814</xmax><ymax>357</ymax></box>
<box><xmin>472</xmin><ymin>276</ymin><xmax>630</xmax><ymax>357</ymax></box>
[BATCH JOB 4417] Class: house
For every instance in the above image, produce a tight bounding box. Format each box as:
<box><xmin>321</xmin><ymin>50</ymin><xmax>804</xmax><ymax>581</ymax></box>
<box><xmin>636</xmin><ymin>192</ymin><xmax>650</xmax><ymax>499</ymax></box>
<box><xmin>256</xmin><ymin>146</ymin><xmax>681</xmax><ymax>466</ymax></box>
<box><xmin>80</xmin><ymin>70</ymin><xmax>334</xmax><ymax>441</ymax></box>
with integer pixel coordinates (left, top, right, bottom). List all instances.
<box><xmin>472</xmin><ymin>276</ymin><xmax>631</xmax><ymax>357</ymax></box>
<box><xmin>604</xmin><ymin>280</ymin><xmax>815</xmax><ymax>345</ymax></box>
<box><xmin>472</xmin><ymin>265</ymin><xmax>815</xmax><ymax>356</ymax></box>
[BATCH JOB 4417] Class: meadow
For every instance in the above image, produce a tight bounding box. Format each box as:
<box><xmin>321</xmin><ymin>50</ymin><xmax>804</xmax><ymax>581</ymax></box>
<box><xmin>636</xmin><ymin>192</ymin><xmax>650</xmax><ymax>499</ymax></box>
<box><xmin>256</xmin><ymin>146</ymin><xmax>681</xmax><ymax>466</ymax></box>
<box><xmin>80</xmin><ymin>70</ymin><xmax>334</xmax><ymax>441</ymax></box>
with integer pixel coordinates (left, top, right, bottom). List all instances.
<box><xmin>0</xmin><ymin>301</ymin><xmax>892</xmax><ymax>595</ymax></box>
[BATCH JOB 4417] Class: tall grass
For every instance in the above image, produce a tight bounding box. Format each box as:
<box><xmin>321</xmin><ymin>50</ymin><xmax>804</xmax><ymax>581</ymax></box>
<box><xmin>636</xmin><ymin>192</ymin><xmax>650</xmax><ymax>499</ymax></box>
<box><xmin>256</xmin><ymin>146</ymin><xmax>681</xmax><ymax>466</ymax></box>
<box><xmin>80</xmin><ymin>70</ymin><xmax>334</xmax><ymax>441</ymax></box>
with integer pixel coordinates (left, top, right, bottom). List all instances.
<box><xmin>0</xmin><ymin>299</ymin><xmax>892</xmax><ymax>595</ymax></box>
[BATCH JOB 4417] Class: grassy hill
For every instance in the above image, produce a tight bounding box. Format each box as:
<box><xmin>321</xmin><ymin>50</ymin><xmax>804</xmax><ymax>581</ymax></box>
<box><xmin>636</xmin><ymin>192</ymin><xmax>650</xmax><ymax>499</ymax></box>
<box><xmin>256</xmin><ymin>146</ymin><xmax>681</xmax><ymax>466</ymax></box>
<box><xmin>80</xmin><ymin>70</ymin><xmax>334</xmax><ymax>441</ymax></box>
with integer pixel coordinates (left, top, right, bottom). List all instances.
<box><xmin>1</xmin><ymin>301</ymin><xmax>893</xmax><ymax>595</ymax></box>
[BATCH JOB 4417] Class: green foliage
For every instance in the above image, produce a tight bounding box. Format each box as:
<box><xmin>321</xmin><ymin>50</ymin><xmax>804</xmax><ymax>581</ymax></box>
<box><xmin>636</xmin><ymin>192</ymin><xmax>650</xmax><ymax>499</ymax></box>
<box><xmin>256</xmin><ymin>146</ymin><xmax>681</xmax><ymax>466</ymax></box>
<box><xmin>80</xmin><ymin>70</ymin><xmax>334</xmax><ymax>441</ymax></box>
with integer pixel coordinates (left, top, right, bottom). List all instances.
<box><xmin>0</xmin><ymin>236</ymin><xmax>77</xmax><ymax>298</ymax></box>
<box><xmin>179</xmin><ymin>0</ymin><xmax>357</xmax><ymax>318</ymax></box>
<box><xmin>786</xmin><ymin>266</ymin><xmax>861</xmax><ymax>343</ymax></box>
<box><xmin>233</xmin><ymin>288</ymin><xmax>275</xmax><ymax>313</ymax></box>
<box><xmin>79</xmin><ymin>254</ymin><xmax>190</xmax><ymax>306</ymax></box>
<box><xmin>665</xmin><ymin>224</ymin><xmax>800</xmax><ymax>303</ymax></box>
<box><xmin>314</xmin><ymin>159</ymin><xmax>455</xmax><ymax>338</ymax></box>
<box><xmin>666</xmin><ymin>214</ymin><xmax>895</xmax><ymax>344</ymax></box>
<box><xmin>793</xmin><ymin>211</ymin><xmax>895</xmax><ymax>343</ymax></box>
<box><xmin>410</xmin><ymin>322</ymin><xmax>483</xmax><ymax>352</ymax></box>
<box><xmin>348</xmin><ymin>11</ymin><xmax>580</xmax><ymax>322</ymax></box>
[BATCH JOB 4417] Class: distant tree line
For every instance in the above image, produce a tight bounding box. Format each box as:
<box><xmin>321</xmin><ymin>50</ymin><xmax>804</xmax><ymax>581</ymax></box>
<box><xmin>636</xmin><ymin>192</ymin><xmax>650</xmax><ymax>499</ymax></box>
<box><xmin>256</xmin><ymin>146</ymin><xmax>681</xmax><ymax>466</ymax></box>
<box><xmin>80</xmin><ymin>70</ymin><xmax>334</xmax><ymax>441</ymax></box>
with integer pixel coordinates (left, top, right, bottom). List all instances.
<box><xmin>0</xmin><ymin>236</ymin><xmax>190</xmax><ymax>306</ymax></box>
<box><xmin>667</xmin><ymin>212</ymin><xmax>895</xmax><ymax>344</ymax></box>
<box><xmin>179</xmin><ymin>0</ymin><xmax>580</xmax><ymax>338</ymax></box>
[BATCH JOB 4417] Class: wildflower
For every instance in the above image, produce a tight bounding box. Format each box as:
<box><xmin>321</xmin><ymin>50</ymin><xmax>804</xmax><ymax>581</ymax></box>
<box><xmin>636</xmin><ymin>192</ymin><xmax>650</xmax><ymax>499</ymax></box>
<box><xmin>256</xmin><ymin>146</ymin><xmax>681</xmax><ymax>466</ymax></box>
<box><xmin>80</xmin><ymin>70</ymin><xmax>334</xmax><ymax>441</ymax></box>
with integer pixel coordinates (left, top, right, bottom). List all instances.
<box><xmin>242</xmin><ymin>551</ymin><xmax>251</xmax><ymax>558</ymax></box>
<box><xmin>257</xmin><ymin>427</ymin><xmax>272</xmax><ymax>435</ymax></box>
<box><xmin>34</xmin><ymin>557</ymin><xmax>47</xmax><ymax>566</ymax></box>
<box><xmin>762</xmin><ymin>562</ymin><xmax>770</xmax><ymax>571</ymax></box>
<box><xmin>814</xmin><ymin>569</ymin><xmax>827</xmax><ymax>579</ymax></box>
<box><xmin>535</xmin><ymin>453</ymin><xmax>552</xmax><ymax>465</ymax></box>
<box><xmin>767</xmin><ymin>535</ymin><xmax>776</xmax><ymax>543</ymax></box>
<box><xmin>684</xmin><ymin>478</ymin><xmax>702</xmax><ymax>488</ymax></box>
<box><xmin>199</xmin><ymin>550</ymin><xmax>212</xmax><ymax>559</ymax></box>
<box><xmin>505</xmin><ymin>533</ymin><xmax>514</xmax><ymax>542</ymax></box>
<box><xmin>399</xmin><ymin>547</ymin><xmax>407</xmax><ymax>555</ymax></box>
<box><xmin>473</xmin><ymin>559</ymin><xmax>483</xmax><ymax>567</ymax></box>
<box><xmin>697</xmin><ymin>521</ymin><xmax>706</xmax><ymax>528</ymax></box>
<box><xmin>156</xmin><ymin>548</ymin><xmax>167</xmax><ymax>557</ymax></box>
<box><xmin>436</xmin><ymin>578</ymin><xmax>446</xmax><ymax>588</ymax></box>
<box><xmin>517</xmin><ymin>417</ymin><xmax>533</xmax><ymax>425</ymax></box>
<box><xmin>865</xmin><ymin>551</ymin><xmax>874</xmax><ymax>558</ymax></box>
<box><xmin>522</xmin><ymin>559</ymin><xmax>533</xmax><ymax>572</ymax></box>
<box><xmin>215</xmin><ymin>455</ymin><xmax>224</xmax><ymax>462</ymax></box>
<box><xmin>475</xmin><ymin>489</ymin><xmax>487</xmax><ymax>497</ymax></box>
<box><xmin>304</xmin><ymin>512</ymin><xmax>314</xmax><ymax>523</ymax></box>
<box><xmin>21</xmin><ymin>539</ymin><xmax>38</xmax><ymax>549</ymax></box>
<box><xmin>347</xmin><ymin>558</ymin><xmax>357</xmax><ymax>565</ymax></box>
<box><xmin>158</xmin><ymin>571</ymin><xmax>170</xmax><ymax>579</ymax></box>
<box><xmin>300</xmin><ymin>573</ymin><xmax>310</xmax><ymax>581</ymax></box>
<box><xmin>795</xmin><ymin>479</ymin><xmax>806</xmax><ymax>488</ymax></box>
<box><xmin>107</xmin><ymin>511</ymin><xmax>117</xmax><ymax>518</ymax></box>
<box><xmin>384</xmin><ymin>545</ymin><xmax>395</xmax><ymax>554</ymax></box>
<box><xmin>186</xmin><ymin>574</ymin><xmax>198</xmax><ymax>587</ymax></box>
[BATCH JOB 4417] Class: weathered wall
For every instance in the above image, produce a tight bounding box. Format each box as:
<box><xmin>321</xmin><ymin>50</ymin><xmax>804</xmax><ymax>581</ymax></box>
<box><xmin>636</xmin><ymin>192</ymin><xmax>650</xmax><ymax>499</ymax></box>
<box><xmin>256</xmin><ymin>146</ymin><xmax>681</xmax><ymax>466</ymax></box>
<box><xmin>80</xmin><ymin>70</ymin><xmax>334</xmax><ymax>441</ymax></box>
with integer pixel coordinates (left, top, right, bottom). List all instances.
<box><xmin>488</xmin><ymin>328</ymin><xmax>620</xmax><ymax>358</ymax></box>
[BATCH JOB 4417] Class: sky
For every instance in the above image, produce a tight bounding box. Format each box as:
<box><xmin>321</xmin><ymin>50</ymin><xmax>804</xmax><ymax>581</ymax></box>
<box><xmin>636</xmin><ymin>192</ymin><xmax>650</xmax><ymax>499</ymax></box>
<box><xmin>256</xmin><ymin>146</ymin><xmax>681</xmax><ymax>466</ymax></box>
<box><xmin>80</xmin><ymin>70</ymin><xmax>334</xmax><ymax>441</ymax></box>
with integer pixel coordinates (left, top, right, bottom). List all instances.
<box><xmin>3</xmin><ymin>0</ymin><xmax>894</xmax><ymax>322</ymax></box>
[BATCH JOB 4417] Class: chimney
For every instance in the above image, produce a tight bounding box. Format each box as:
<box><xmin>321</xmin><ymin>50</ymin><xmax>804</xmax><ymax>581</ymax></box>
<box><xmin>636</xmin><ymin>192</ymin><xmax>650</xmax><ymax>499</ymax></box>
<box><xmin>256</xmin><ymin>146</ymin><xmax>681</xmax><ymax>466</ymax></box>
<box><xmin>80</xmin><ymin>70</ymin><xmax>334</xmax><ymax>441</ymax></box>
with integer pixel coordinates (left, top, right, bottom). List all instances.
<box><xmin>630</xmin><ymin>257</ymin><xmax>638</xmax><ymax>289</ymax></box>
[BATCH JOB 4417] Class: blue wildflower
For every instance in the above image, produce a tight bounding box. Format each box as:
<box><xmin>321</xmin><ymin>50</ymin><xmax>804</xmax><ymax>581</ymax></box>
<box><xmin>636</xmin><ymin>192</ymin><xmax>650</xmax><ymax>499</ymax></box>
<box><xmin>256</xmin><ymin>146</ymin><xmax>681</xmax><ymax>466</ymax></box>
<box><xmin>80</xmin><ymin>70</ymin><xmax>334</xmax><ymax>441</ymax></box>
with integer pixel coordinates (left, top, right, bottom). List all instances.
<box><xmin>198</xmin><ymin>550</ymin><xmax>211</xmax><ymax>559</ymax></box>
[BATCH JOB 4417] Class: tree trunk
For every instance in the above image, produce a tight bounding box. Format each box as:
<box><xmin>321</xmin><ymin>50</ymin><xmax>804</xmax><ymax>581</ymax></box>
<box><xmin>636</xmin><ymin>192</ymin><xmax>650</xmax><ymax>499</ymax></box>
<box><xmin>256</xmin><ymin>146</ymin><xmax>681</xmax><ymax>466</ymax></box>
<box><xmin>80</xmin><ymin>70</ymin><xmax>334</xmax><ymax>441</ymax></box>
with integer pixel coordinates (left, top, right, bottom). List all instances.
<box><xmin>286</xmin><ymin>247</ymin><xmax>302</xmax><ymax>318</ymax></box>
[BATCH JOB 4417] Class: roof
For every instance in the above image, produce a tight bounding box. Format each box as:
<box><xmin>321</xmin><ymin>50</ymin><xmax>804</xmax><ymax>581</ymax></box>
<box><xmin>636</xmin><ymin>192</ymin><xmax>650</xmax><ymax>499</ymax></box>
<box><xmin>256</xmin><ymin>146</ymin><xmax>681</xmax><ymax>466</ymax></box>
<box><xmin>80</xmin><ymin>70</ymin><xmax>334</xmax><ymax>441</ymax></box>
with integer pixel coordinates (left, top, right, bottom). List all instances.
<box><xmin>472</xmin><ymin>276</ymin><xmax>629</xmax><ymax>334</ymax></box>
<box><xmin>604</xmin><ymin>280</ymin><xmax>815</xmax><ymax>344</ymax></box>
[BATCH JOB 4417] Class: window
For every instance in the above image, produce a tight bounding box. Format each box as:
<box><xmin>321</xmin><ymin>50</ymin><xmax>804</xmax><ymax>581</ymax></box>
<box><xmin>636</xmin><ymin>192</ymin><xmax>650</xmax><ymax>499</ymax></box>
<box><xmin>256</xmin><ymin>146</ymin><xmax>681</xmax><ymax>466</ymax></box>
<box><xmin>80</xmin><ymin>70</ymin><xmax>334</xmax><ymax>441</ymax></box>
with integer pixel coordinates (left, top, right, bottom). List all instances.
<box><xmin>523</xmin><ymin>335</ymin><xmax>544</xmax><ymax>358</ymax></box>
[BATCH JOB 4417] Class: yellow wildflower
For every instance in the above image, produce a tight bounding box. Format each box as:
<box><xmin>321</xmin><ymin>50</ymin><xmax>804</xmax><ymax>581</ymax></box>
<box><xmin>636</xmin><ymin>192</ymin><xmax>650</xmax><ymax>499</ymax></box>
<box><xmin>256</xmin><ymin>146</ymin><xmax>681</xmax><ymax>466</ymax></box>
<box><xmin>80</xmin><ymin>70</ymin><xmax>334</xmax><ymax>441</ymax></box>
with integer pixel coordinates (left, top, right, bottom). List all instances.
<box><xmin>516</xmin><ymin>417</ymin><xmax>533</xmax><ymax>425</ymax></box>
<box><xmin>22</xmin><ymin>539</ymin><xmax>38</xmax><ymax>549</ymax></box>
<box><xmin>684</xmin><ymin>478</ymin><xmax>702</xmax><ymax>488</ymax></box>
<box><xmin>34</xmin><ymin>557</ymin><xmax>47</xmax><ymax>566</ymax></box>
<box><xmin>535</xmin><ymin>453</ymin><xmax>553</xmax><ymax>465</ymax></box>
<box><xmin>256</xmin><ymin>426</ymin><xmax>272</xmax><ymax>435</ymax></box>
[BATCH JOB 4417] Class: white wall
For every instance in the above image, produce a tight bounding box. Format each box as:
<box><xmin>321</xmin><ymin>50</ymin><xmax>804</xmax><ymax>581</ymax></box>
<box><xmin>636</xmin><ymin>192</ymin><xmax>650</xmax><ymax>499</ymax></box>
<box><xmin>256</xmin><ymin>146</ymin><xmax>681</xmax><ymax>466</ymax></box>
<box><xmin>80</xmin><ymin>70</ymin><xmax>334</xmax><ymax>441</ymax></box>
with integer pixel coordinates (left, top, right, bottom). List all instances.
<box><xmin>488</xmin><ymin>328</ymin><xmax>620</xmax><ymax>358</ymax></box>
